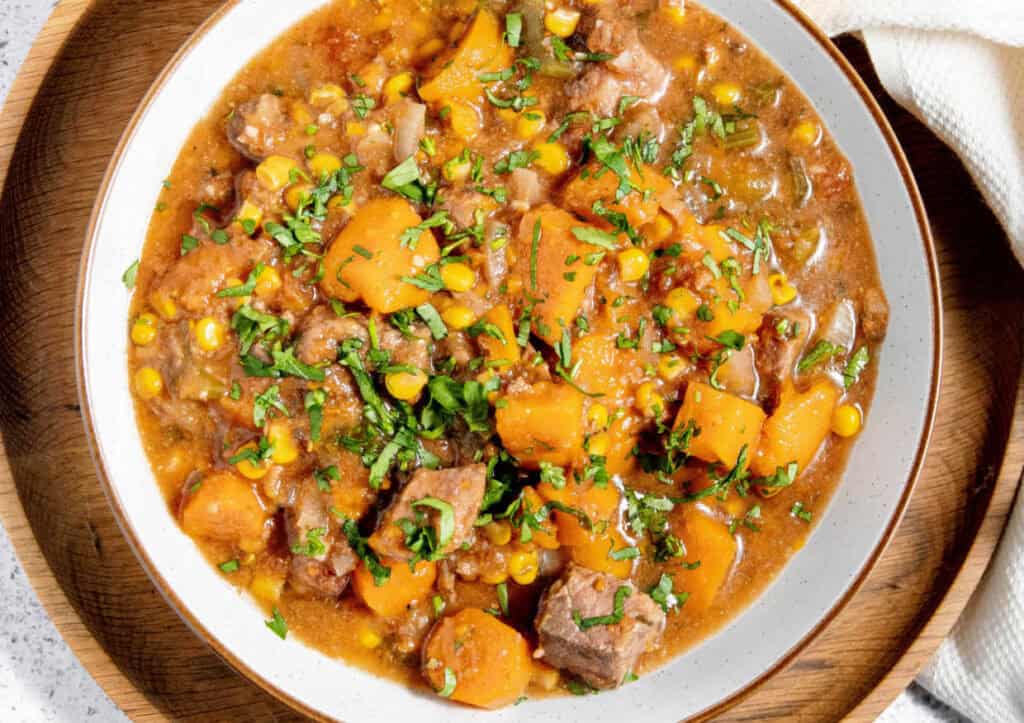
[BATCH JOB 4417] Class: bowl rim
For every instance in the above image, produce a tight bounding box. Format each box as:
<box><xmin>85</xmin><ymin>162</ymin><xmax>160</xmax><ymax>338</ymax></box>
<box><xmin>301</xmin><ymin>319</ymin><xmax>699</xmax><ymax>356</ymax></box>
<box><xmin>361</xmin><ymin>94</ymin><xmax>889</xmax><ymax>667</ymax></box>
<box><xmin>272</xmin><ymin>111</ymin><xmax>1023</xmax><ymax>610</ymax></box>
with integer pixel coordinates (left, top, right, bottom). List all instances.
<box><xmin>74</xmin><ymin>0</ymin><xmax>943</xmax><ymax>719</ymax></box>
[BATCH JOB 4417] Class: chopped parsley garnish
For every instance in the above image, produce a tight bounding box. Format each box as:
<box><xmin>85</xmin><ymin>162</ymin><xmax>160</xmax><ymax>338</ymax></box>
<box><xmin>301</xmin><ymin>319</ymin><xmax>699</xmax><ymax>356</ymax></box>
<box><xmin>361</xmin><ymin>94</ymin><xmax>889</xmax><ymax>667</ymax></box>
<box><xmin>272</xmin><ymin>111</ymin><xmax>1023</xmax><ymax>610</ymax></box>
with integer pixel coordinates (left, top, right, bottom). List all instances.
<box><xmin>265</xmin><ymin>608</ymin><xmax>288</xmax><ymax>639</ymax></box>
<box><xmin>218</xmin><ymin>559</ymin><xmax>239</xmax><ymax>573</ymax></box>
<box><xmin>122</xmin><ymin>260</ymin><xmax>139</xmax><ymax>289</ymax></box>
<box><xmin>843</xmin><ymin>346</ymin><xmax>870</xmax><ymax>389</ymax></box>
<box><xmin>504</xmin><ymin>12</ymin><xmax>523</xmax><ymax>47</ymax></box>
<box><xmin>180</xmin><ymin>234</ymin><xmax>199</xmax><ymax>255</ymax></box>
<box><xmin>400</xmin><ymin>211</ymin><xmax>451</xmax><ymax>249</ymax></box>
<box><xmin>339</xmin><ymin>517</ymin><xmax>391</xmax><ymax>586</ymax></box>
<box><xmin>710</xmin><ymin>330</ymin><xmax>745</xmax><ymax>350</ymax></box>
<box><xmin>218</xmin><ymin>262</ymin><xmax>265</xmax><ymax>298</ymax></box>
<box><xmin>798</xmin><ymin>339</ymin><xmax>843</xmax><ymax>373</ymax></box>
<box><xmin>648</xmin><ymin>573</ymin><xmax>685</xmax><ymax>613</ymax></box>
<box><xmin>314</xmin><ymin>464</ymin><xmax>340</xmax><ymax>492</ymax></box>
<box><xmin>572</xmin><ymin>585</ymin><xmax>631</xmax><ymax>630</ymax></box>
<box><xmin>496</xmin><ymin>581</ymin><xmax>510</xmax><ymax>616</ymax></box>
<box><xmin>291</xmin><ymin>526</ymin><xmax>328</xmax><ymax>557</ymax></box>
<box><xmin>415</xmin><ymin>303</ymin><xmax>448</xmax><ymax>340</ymax></box>
<box><xmin>571</xmin><ymin>226</ymin><xmax>619</xmax><ymax>250</ymax></box>
<box><xmin>304</xmin><ymin>388</ymin><xmax>328</xmax><ymax>442</ymax></box>
<box><xmin>437</xmin><ymin>667</ymin><xmax>457</xmax><ymax>698</ymax></box>
<box><xmin>352</xmin><ymin>93</ymin><xmax>376</xmax><ymax>119</ymax></box>
<box><xmin>382</xmin><ymin>156</ymin><xmax>436</xmax><ymax>204</ymax></box>
<box><xmin>253</xmin><ymin>384</ymin><xmax>289</xmax><ymax>428</ymax></box>
<box><xmin>494</xmin><ymin>149</ymin><xmax>540</xmax><ymax>174</ymax></box>
<box><xmin>539</xmin><ymin>461</ymin><xmax>567</xmax><ymax>489</ymax></box>
<box><xmin>791</xmin><ymin>502</ymin><xmax>814</xmax><ymax>523</ymax></box>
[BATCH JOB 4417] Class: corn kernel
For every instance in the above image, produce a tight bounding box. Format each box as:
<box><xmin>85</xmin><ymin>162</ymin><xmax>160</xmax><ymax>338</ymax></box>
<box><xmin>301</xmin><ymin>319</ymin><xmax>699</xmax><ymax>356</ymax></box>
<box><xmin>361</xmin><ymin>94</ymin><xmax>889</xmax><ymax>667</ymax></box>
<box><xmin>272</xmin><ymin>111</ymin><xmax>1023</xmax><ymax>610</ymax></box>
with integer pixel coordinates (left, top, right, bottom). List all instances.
<box><xmin>383</xmin><ymin>71</ymin><xmax>415</xmax><ymax>105</ymax></box>
<box><xmin>658</xmin><ymin>355</ymin><xmax>689</xmax><ymax>382</ymax></box>
<box><xmin>515</xmin><ymin>109</ymin><xmax>547</xmax><ymax>140</ymax></box>
<box><xmin>480</xmin><ymin>567</ymin><xmax>509</xmax><ymax>585</ymax></box>
<box><xmin>711</xmin><ymin>82</ymin><xmax>743</xmax><ymax>106</ymax></box>
<box><xmin>532</xmin><ymin>142</ymin><xmax>570</xmax><ymax>175</ymax></box>
<box><xmin>235</xmin><ymin>442</ymin><xmax>269</xmax><ymax>479</ymax></box>
<box><xmin>440</xmin><ymin>262</ymin><xmax>475</xmax><ymax>292</ymax></box>
<box><xmin>266</xmin><ymin>420</ymin><xmax>299</xmax><ymax>464</ymax></box>
<box><xmin>285</xmin><ymin>184</ymin><xmax>313</xmax><ymax>212</ymax></box>
<box><xmin>235</xmin><ymin>199</ymin><xmax>263</xmax><ymax>230</ymax></box>
<box><xmin>250</xmin><ymin>572</ymin><xmax>285</xmax><ymax>603</ymax></box>
<box><xmin>484</xmin><ymin>521</ymin><xmax>513</xmax><ymax>546</ymax></box>
<box><xmin>587</xmin><ymin>432</ymin><xmax>611</xmax><ymax>457</ymax></box>
<box><xmin>256</xmin><ymin>155</ymin><xmax>298</xmax><ymax>192</ymax></box>
<box><xmin>673</xmin><ymin>54</ymin><xmax>698</xmax><ymax>73</ymax></box>
<box><xmin>310</xmin><ymin>83</ymin><xmax>346</xmax><ymax>107</ymax></box>
<box><xmin>635</xmin><ymin>382</ymin><xmax>664</xmax><ymax>417</ymax></box>
<box><xmin>545</xmin><ymin>8</ymin><xmax>581</xmax><ymax>38</ymax></box>
<box><xmin>151</xmin><ymin>292</ymin><xmax>177</xmax><ymax>321</ymax></box>
<box><xmin>386</xmin><ymin>369</ymin><xmax>428</xmax><ymax>401</ymax></box>
<box><xmin>345</xmin><ymin>121</ymin><xmax>366</xmax><ymax>137</ymax></box>
<box><xmin>662</xmin><ymin>1</ymin><xmax>686</xmax><ymax>25</ymax></box>
<box><xmin>832</xmin><ymin>404</ymin><xmax>862</xmax><ymax>438</ymax></box>
<box><xmin>442</xmin><ymin>154</ymin><xmax>472</xmax><ymax>183</ymax></box>
<box><xmin>309</xmin><ymin>152</ymin><xmax>342</xmax><ymax>180</ymax></box>
<box><xmin>358</xmin><ymin>628</ymin><xmax>383</xmax><ymax>649</ymax></box>
<box><xmin>194</xmin><ymin>317</ymin><xmax>225</xmax><ymax>352</ymax></box>
<box><xmin>531</xmin><ymin>661</ymin><xmax>561</xmax><ymax>691</ymax></box>
<box><xmin>255</xmin><ymin>266</ymin><xmax>282</xmax><ymax>297</ymax></box>
<box><xmin>792</xmin><ymin>120</ymin><xmax>821</xmax><ymax>147</ymax></box>
<box><xmin>665</xmin><ymin>287</ymin><xmax>700</xmax><ymax>319</ymax></box>
<box><xmin>587</xmin><ymin>403</ymin><xmax>609</xmax><ymax>429</ymax></box>
<box><xmin>448</xmin><ymin>100</ymin><xmax>481</xmax><ymax>141</ymax></box>
<box><xmin>617</xmin><ymin>248</ymin><xmax>650</xmax><ymax>282</ymax></box>
<box><xmin>509</xmin><ymin>550</ymin><xmax>539</xmax><ymax>585</ymax></box>
<box><xmin>134</xmin><ymin>367</ymin><xmax>163</xmax><ymax>400</ymax></box>
<box><xmin>441</xmin><ymin>304</ymin><xmax>476</xmax><ymax>330</ymax></box>
<box><xmin>131</xmin><ymin>313</ymin><xmax>158</xmax><ymax>346</ymax></box>
<box><xmin>769</xmin><ymin>273</ymin><xmax>798</xmax><ymax>306</ymax></box>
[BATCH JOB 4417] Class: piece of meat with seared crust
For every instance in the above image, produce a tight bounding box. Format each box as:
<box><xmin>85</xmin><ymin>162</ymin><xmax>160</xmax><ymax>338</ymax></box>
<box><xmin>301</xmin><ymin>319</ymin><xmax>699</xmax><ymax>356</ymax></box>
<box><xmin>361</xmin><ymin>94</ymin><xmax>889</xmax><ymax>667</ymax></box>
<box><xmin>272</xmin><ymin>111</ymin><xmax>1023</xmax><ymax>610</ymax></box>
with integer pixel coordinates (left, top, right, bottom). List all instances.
<box><xmin>535</xmin><ymin>564</ymin><xmax>665</xmax><ymax>689</ymax></box>
<box><xmin>227</xmin><ymin>94</ymin><xmax>293</xmax><ymax>161</ymax></box>
<box><xmin>860</xmin><ymin>286</ymin><xmax>889</xmax><ymax>342</ymax></box>
<box><xmin>756</xmin><ymin>309</ymin><xmax>810</xmax><ymax>407</ymax></box>
<box><xmin>296</xmin><ymin>307</ymin><xmax>431</xmax><ymax>370</ymax></box>
<box><xmin>369</xmin><ymin>464</ymin><xmax>486</xmax><ymax>561</ymax></box>
<box><xmin>567</xmin><ymin>8</ymin><xmax>669</xmax><ymax>116</ymax></box>
<box><xmin>285</xmin><ymin>480</ymin><xmax>358</xmax><ymax>598</ymax></box>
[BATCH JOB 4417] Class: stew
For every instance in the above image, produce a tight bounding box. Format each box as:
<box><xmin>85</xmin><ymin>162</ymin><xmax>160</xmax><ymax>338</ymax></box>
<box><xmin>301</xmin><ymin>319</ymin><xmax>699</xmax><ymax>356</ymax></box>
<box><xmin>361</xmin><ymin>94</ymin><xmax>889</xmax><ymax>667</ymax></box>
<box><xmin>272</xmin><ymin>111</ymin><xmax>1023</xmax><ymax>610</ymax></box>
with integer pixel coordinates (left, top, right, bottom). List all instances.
<box><xmin>126</xmin><ymin>0</ymin><xmax>889</xmax><ymax>707</ymax></box>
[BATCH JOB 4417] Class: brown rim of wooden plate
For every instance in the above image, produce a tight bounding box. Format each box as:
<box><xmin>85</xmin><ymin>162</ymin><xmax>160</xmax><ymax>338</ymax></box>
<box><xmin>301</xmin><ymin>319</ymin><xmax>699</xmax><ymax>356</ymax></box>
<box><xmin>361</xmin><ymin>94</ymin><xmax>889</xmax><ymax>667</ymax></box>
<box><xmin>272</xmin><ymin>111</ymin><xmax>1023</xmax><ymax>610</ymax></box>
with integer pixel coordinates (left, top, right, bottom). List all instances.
<box><xmin>69</xmin><ymin>1</ymin><xmax>943</xmax><ymax>720</ymax></box>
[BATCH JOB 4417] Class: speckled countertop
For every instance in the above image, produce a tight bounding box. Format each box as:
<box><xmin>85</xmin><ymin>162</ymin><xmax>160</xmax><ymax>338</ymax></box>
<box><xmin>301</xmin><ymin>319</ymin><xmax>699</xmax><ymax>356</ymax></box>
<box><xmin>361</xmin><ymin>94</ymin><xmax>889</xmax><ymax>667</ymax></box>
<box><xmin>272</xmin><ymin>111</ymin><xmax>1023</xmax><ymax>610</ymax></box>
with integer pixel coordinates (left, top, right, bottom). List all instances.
<box><xmin>0</xmin><ymin>3</ymin><xmax>965</xmax><ymax>722</ymax></box>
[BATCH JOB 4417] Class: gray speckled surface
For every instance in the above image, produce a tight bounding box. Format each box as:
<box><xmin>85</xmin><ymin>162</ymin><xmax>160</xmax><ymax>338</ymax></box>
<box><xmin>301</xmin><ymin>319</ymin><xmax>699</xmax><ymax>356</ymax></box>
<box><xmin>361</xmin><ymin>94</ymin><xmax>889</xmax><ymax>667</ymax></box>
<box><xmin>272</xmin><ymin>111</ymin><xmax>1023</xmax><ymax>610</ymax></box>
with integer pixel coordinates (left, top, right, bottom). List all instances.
<box><xmin>0</xmin><ymin>2</ymin><xmax>967</xmax><ymax>722</ymax></box>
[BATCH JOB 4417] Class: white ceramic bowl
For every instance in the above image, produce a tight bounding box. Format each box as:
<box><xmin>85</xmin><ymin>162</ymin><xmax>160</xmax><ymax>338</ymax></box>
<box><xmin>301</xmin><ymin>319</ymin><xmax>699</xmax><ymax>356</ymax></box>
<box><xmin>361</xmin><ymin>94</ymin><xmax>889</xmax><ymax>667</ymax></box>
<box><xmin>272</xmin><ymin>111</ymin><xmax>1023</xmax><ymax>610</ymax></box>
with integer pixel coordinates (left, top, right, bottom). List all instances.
<box><xmin>77</xmin><ymin>1</ymin><xmax>941</xmax><ymax>720</ymax></box>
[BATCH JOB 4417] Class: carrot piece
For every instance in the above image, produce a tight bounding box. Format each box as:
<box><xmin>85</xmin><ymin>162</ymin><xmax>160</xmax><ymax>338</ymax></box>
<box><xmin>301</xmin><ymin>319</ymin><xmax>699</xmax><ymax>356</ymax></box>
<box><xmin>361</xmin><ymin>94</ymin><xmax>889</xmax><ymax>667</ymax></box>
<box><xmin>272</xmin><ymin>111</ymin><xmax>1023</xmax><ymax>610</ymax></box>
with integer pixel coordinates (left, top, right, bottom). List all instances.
<box><xmin>418</xmin><ymin>11</ymin><xmax>513</xmax><ymax>103</ymax></box>
<box><xmin>353</xmin><ymin>558</ymin><xmax>437</xmax><ymax>618</ymax></box>
<box><xmin>513</xmin><ymin>205</ymin><xmax>601</xmax><ymax>346</ymax></box>
<box><xmin>180</xmin><ymin>472</ymin><xmax>269</xmax><ymax>553</ymax></box>
<box><xmin>563</xmin><ymin>161</ymin><xmax>672</xmax><ymax>229</ymax></box>
<box><xmin>752</xmin><ymin>380</ymin><xmax>840</xmax><ymax>478</ymax></box>
<box><xmin>477</xmin><ymin>304</ymin><xmax>520</xmax><ymax>364</ymax></box>
<box><xmin>675</xmin><ymin>382</ymin><xmax>766</xmax><ymax>467</ymax></box>
<box><xmin>422</xmin><ymin>608</ymin><xmax>532</xmax><ymax>709</ymax></box>
<box><xmin>321</xmin><ymin>198</ymin><xmax>440</xmax><ymax>313</ymax></box>
<box><xmin>496</xmin><ymin>380</ymin><xmax>585</xmax><ymax>468</ymax></box>
<box><xmin>671</xmin><ymin>508</ymin><xmax>737</xmax><ymax>612</ymax></box>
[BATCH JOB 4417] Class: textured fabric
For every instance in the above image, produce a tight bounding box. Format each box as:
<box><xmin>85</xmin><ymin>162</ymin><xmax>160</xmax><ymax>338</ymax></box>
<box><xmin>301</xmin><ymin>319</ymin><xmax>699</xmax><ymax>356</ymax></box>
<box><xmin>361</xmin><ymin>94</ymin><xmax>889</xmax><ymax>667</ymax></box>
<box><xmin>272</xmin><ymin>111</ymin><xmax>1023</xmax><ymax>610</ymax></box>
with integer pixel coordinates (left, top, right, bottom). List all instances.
<box><xmin>793</xmin><ymin>3</ymin><xmax>1024</xmax><ymax>721</ymax></box>
<box><xmin>793</xmin><ymin>0</ymin><xmax>1024</xmax><ymax>267</ymax></box>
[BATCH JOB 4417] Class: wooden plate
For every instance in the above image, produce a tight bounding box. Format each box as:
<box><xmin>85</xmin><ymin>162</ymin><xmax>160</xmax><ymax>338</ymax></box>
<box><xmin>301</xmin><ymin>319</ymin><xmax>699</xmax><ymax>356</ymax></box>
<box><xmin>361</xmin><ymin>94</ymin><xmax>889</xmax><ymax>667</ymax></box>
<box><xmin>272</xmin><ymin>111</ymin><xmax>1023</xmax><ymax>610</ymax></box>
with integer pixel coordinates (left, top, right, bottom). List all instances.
<box><xmin>0</xmin><ymin>1</ymin><xmax>1021</xmax><ymax>720</ymax></box>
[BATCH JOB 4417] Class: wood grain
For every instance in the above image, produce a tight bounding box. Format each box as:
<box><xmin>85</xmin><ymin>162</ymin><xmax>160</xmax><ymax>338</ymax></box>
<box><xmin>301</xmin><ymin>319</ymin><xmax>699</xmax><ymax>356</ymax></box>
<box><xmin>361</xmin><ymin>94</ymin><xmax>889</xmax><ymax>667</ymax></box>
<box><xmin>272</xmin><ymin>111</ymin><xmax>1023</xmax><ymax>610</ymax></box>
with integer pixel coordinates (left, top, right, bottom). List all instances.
<box><xmin>0</xmin><ymin>3</ymin><xmax>1020</xmax><ymax>722</ymax></box>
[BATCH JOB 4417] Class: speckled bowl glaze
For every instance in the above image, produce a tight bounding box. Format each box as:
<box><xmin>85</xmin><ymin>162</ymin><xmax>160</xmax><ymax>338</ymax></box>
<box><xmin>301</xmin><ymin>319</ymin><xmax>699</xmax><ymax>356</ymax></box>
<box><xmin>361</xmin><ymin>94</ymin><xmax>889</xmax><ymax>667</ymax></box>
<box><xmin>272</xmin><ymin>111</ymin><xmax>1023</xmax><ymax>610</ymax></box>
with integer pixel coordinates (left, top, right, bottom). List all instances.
<box><xmin>77</xmin><ymin>1</ymin><xmax>941</xmax><ymax>720</ymax></box>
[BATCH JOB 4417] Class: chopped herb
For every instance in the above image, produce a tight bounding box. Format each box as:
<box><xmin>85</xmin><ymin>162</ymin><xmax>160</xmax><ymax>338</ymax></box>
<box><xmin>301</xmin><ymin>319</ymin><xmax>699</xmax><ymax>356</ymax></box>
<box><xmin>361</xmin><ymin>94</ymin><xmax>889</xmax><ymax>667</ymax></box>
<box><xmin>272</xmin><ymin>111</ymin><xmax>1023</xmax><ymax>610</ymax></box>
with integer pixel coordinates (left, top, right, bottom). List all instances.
<box><xmin>494</xmin><ymin>149</ymin><xmax>540</xmax><ymax>174</ymax></box>
<box><xmin>180</xmin><ymin>234</ymin><xmax>199</xmax><ymax>255</ymax></box>
<box><xmin>648</xmin><ymin>573</ymin><xmax>683</xmax><ymax>613</ymax></box>
<box><xmin>496</xmin><ymin>582</ymin><xmax>509</xmax><ymax>616</ymax></box>
<box><xmin>505</xmin><ymin>12</ymin><xmax>522</xmax><ymax>47</ymax></box>
<box><xmin>697</xmin><ymin>303</ymin><xmax>714</xmax><ymax>322</ymax></box>
<box><xmin>291</xmin><ymin>526</ymin><xmax>328</xmax><ymax>557</ymax></box>
<box><xmin>314</xmin><ymin>464</ymin><xmax>340</xmax><ymax>492</ymax></box>
<box><xmin>572</xmin><ymin>586</ymin><xmax>631</xmax><ymax>630</ymax></box>
<box><xmin>253</xmin><ymin>384</ymin><xmax>289</xmax><ymax>428</ymax></box>
<box><xmin>571</xmin><ymin>226</ymin><xmax>620</xmax><ymax>251</ymax></box>
<box><xmin>539</xmin><ymin>461</ymin><xmax>567</xmax><ymax>489</ymax></box>
<box><xmin>416</xmin><ymin>303</ymin><xmax>448</xmax><ymax>340</ymax></box>
<box><xmin>218</xmin><ymin>559</ymin><xmax>239</xmax><ymax>573</ymax></box>
<box><xmin>791</xmin><ymin>502</ymin><xmax>814</xmax><ymax>522</ymax></box>
<box><xmin>229</xmin><ymin>382</ymin><xmax>242</xmax><ymax>401</ymax></box>
<box><xmin>305</xmin><ymin>388</ymin><xmax>328</xmax><ymax>442</ymax></box>
<box><xmin>265</xmin><ymin>608</ymin><xmax>288</xmax><ymax>639</ymax></box>
<box><xmin>217</xmin><ymin>262</ymin><xmax>265</xmax><ymax>298</ymax></box>
<box><xmin>339</xmin><ymin>517</ymin><xmax>391</xmax><ymax>586</ymax></box>
<box><xmin>122</xmin><ymin>260</ymin><xmax>139</xmax><ymax>289</ymax></box>
<box><xmin>843</xmin><ymin>346</ymin><xmax>870</xmax><ymax>389</ymax></box>
<box><xmin>437</xmin><ymin>667</ymin><xmax>457</xmax><ymax>698</ymax></box>
<box><xmin>798</xmin><ymin>339</ymin><xmax>843</xmax><ymax>373</ymax></box>
<box><xmin>710</xmin><ymin>330</ymin><xmax>745</xmax><ymax>351</ymax></box>
<box><xmin>400</xmin><ymin>211</ymin><xmax>450</xmax><ymax>249</ymax></box>
<box><xmin>530</xmin><ymin>218</ymin><xmax>541</xmax><ymax>290</ymax></box>
<box><xmin>352</xmin><ymin>94</ymin><xmax>376</xmax><ymax>119</ymax></box>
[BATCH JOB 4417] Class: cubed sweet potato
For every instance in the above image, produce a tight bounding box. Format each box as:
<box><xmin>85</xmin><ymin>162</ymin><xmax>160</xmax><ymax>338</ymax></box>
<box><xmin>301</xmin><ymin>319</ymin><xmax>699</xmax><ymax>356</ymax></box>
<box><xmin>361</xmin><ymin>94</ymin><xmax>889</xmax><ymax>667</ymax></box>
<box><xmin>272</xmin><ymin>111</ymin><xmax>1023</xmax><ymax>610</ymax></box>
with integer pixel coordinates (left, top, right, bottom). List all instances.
<box><xmin>418</xmin><ymin>10</ymin><xmax>513</xmax><ymax>103</ymax></box>
<box><xmin>496</xmin><ymin>380</ymin><xmax>585</xmax><ymax>468</ymax></box>
<box><xmin>321</xmin><ymin>198</ymin><xmax>440</xmax><ymax>313</ymax></box>
<box><xmin>181</xmin><ymin>472</ymin><xmax>270</xmax><ymax>552</ymax></box>
<box><xmin>477</xmin><ymin>304</ymin><xmax>519</xmax><ymax>364</ymax></box>
<box><xmin>675</xmin><ymin>382</ymin><xmax>766</xmax><ymax>467</ymax></box>
<box><xmin>752</xmin><ymin>380</ymin><xmax>840</xmax><ymax>478</ymax></box>
<box><xmin>514</xmin><ymin>205</ymin><xmax>601</xmax><ymax>346</ymax></box>
<box><xmin>671</xmin><ymin>508</ymin><xmax>737</xmax><ymax>612</ymax></box>
<box><xmin>563</xmin><ymin>162</ymin><xmax>673</xmax><ymax>230</ymax></box>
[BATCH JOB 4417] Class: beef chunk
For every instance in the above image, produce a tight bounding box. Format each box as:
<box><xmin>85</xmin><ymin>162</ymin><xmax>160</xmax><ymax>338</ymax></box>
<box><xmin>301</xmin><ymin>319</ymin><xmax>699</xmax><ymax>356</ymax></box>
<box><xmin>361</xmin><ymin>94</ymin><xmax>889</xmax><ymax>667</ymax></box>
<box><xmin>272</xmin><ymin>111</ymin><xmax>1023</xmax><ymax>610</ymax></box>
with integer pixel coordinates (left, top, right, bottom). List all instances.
<box><xmin>860</xmin><ymin>286</ymin><xmax>889</xmax><ymax>342</ymax></box>
<box><xmin>296</xmin><ymin>307</ymin><xmax>431</xmax><ymax>370</ymax></box>
<box><xmin>227</xmin><ymin>94</ymin><xmax>292</xmax><ymax>161</ymax></box>
<box><xmin>535</xmin><ymin>564</ymin><xmax>665</xmax><ymax>689</ymax></box>
<box><xmin>285</xmin><ymin>481</ymin><xmax>357</xmax><ymax>598</ymax></box>
<box><xmin>756</xmin><ymin>310</ymin><xmax>810</xmax><ymax>406</ymax></box>
<box><xmin>370</xmin><ymin>464</ymin><xmax>486</xmax><ymax>561</ymax></box>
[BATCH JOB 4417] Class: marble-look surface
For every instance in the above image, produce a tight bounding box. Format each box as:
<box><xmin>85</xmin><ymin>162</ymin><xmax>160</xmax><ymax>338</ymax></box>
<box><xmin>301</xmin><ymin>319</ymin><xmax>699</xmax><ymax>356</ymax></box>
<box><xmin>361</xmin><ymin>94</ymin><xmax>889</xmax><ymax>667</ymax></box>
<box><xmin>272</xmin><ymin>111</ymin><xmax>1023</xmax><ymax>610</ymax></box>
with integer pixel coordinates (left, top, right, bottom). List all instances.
<box><xmin>0</xmin><ymin>2</ymin><xmax>965</xmax><ymax>722</ymax></box>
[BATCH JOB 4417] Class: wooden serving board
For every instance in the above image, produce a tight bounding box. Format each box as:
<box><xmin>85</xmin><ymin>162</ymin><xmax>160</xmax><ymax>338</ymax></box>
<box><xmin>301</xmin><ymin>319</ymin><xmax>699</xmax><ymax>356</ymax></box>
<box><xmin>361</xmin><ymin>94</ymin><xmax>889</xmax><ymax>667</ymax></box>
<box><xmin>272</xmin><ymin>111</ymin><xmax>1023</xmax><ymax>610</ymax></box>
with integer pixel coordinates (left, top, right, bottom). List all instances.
<box><xmin>0</xmin><ymin>2</ymin><xmax>1021</xmax><ymax>721</ymax></box>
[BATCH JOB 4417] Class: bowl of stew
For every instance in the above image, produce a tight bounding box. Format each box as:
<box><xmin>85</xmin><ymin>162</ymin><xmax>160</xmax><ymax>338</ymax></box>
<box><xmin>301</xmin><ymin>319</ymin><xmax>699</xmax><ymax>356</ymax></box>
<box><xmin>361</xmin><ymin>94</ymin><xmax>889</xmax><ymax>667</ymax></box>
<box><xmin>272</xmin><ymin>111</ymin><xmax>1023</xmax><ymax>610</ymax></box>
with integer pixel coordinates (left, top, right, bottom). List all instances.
<box><xmin>78</xmin><ymin>0</ymin><xmax>940</xmax><ymax>719</ymax></box>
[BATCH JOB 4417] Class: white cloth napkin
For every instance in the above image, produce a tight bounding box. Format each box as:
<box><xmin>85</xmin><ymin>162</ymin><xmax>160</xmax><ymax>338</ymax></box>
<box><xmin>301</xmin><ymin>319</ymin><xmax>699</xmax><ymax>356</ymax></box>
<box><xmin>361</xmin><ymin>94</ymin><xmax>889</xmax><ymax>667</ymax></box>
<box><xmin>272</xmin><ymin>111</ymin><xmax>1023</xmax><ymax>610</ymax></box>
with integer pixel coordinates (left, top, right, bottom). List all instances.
<box><xmin>793</xmin><ymin>0</ymin><xmax>1024</xmax><ymax>267</ymax></box>
<box><xmin>793</xmin><ymin>2</ymin><xmax>1024</xmax><ymax>720</ymax></box>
